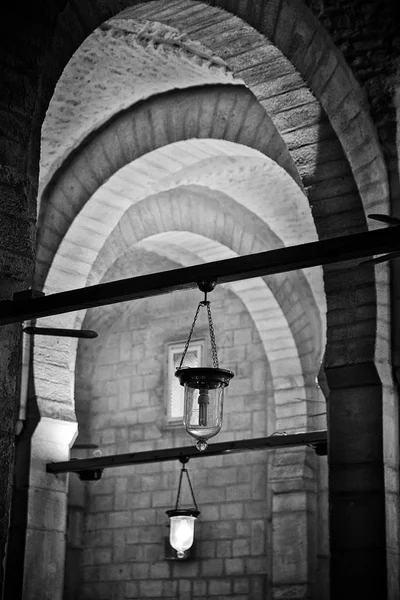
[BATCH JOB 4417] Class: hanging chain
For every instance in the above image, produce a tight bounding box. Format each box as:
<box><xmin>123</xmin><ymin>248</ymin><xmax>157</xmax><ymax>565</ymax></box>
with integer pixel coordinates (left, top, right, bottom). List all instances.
<box><xmin>178</xmin><ymin>301</ymin><xmax>203</xmax><ymax>369</ymax></box>
<box><xmin>178</xmin><ymin>293</ymin><xmax>219</xmax><ymax>369</ymax></box>
<box><xmin>206</xmin><ymin>302</ymin><xmax>219</xmax><ymax>368</ymax></box>
<box><xmin>174</xmin><ymin>463</ymin><xmax>199</xmax><ymax>511</ymax></box>
<box><xmin>174</xmin><ymin>465</ymin><xmax>185</xmax><ymax>509</ymax></box>
<box><xmin>185</xmin><ymin>467</ymin><xmax>199</xmax><ymax>511</ymax></box>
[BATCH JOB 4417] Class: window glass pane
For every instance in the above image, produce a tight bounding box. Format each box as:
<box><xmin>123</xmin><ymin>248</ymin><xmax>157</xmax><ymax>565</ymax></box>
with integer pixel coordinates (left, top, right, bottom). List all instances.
<box><xmin>167</xmin><ymin>342</ymin><xmax>204</xmax><ymax>422</ymax></box>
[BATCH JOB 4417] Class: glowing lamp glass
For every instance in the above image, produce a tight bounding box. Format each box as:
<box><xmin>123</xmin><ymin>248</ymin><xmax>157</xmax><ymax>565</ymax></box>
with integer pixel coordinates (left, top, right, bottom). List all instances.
<box><xmin>166</xmin><ymin>509</ymin><xmax>199</xmax><ymax>558</ymax></box>
<box><xmin>175</xmin><ymin>367</ymin><xmax>234</xmax><ymax>451</ymax></box>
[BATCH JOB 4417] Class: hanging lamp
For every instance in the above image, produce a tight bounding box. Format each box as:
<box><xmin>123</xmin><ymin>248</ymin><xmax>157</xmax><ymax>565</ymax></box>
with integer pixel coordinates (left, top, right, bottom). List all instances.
<box><xmin>166</xmin><ymin>457</ymin><xmax>200</xmax><ymax>558</ymax></box>
<box><xmin>175</xmin><ymin>281</ymin><xmax>234</xmax><ymax>451</ymax></box>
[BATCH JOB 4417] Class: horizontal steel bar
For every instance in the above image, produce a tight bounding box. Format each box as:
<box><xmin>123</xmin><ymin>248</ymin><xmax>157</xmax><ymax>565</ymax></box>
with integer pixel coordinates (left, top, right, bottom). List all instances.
<box><xmin>23</xmin><ymin>326</ymin><xmax>98</xmax><ymax>338</ymax></box>
<box><xmin>46</xmin><ymin>430</ymin><xmax>327</xmax><ymax>474</ymax></box>
<box><xmin>1</xmin><ymin>226</ymin><xmax>398</xmax><ymax>326</ymax></box>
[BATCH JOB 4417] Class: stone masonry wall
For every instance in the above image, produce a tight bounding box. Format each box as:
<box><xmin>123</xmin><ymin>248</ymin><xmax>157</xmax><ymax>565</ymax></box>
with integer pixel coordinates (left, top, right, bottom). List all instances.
<box><xmin>73</xmin><ymin>286</ymin><xmax>274</xmax><ymax>600</ymax></box>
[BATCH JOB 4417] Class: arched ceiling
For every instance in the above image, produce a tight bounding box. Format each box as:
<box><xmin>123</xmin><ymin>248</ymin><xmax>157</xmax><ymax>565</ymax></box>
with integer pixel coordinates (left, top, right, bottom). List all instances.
<box><xmin>36</xmin><ymin>2</ymin><xmax>386</xmax><ymax>430</ymax></box>
<box><xmin>39</xmin><ymin>17</ymin><xmax>240</xmax><ymax>193</ymax></box>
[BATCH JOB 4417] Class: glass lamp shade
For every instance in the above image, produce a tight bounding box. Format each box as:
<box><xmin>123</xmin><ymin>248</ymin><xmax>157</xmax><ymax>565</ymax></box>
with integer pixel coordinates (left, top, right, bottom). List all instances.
<box><xmin>166</xmin><ymin>509</ymin><xmax>200</xmax><ymax>558</ymax></box>
<box><xmin>175</xmin><ymin>367</ymin><xmax>234</xmax><ymax>450</ymax></box>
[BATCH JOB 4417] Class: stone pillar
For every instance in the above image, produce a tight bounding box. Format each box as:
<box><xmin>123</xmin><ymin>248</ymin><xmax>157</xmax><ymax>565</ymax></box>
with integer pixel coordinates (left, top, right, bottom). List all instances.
<box><xmin>327</xmin><ymin>362</ymin><xmax>387</xmax><ymax>599</ymax></box>
<box><xmin>63</xmin><ymin>453</ymin><xmax>86</xmax><ymax>600</ymax></box>
<box><xmin>22</xmin><ymin>416</ymin><xmax>77</xmax><ymax>600</ymax></box>
<box><xmin>0</xmin><ymin>324</ymin><xmax>22</xmax><ymax>598</ymax></box>
<box><xmin>270</xmin><ymin>447</ymin><xmax>318</xmax><ymax>599</ymax></box>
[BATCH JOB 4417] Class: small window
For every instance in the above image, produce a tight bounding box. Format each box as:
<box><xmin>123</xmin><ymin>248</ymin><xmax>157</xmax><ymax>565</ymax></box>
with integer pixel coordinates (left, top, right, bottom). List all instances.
<box><xmin>166</xmin><ymin>340</ymin><xmax>205</xmax><ymax>425</ymax></box>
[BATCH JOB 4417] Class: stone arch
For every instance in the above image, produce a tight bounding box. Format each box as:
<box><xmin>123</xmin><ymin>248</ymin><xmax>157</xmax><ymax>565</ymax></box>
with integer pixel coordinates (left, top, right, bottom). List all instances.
<box><xmin>39</xmin><ymin>0</ymin><xmax>390</xmax><ymax>216</ymax></box>
<box><xmin>35</xmin><ymin>187</ymin><xmax>323</xmax><ymax>434</ymax></box>
<box><xmin>20</xmin><ymin>1</ymin><xmax>394</xmax><ymax>597</ymax></box>
<box><xmin>34</xmin><ymin>0</ymin><xmax>390</xmax><ymax>375</ymax></box>
<box><xmin>36</xmin><ymin>83</ymin><xmax>300</xmax><ymax>288</ymax></box>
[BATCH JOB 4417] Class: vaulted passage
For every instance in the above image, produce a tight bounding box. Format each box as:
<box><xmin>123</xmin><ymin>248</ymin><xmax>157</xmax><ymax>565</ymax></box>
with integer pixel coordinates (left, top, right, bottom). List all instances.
<box><xmin>1</xmin><ymin>2</ymin><xmax>399</xmax><ymax>600</ymax></box>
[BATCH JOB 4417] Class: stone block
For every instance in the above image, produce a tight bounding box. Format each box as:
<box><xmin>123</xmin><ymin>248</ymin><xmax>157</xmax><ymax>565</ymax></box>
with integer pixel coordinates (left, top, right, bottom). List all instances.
<box><xmin>152</xmin><ymin>490</ymin><xmax>172</xmax><ymax>508</ymax></box>
<box><xmin>137</xmin><ymin>406</ymin><xmax>160</xmax><ymax>423</ymax></box>
<box><xmin>150</xmin><ymin>561</ymin><xmax>170</xmax><ymax>578</ymax></box>
<box><xmin>100</xmin><ymin>428</ymin><xmax>116</xmax><ymax>444</ymax></box>
<box><xmin>246</xmin><ymin>556</ymin><xmax>268</xmax><ymax>574</ymax></box>
<box><xmin>28</xmin><ymin>487</ymin><xmax>67</xmax><ymax>532</ymax></box>
<box><xmin>230</xmin><ymin>377</ymin><xmax>252</xmax><ymax>396</ymax></box>
<box><xmin>251</xmin><ymin>520</ymin><xmax>266</xmax><ymax>555</ymax></box>
<box><xmin>226</xmin><ymin>483</ymin><xmax>253</xmax><ymax>502</ymax></box>
<box><xmin>208</xmin><ymin>578</ymin><xmax>232</xmax><ymax>595</ymax></box>
<box><xmin>192</xmin><ymin>580</ymin><xmax>207</xmax><ymax>596</ymax></box>
<box><xmin>220</xmin><ymin>502</ymin><xmax>244</xmax><ymax>520</ymax></box>
<box><xmin>131</xmin><ymin>562</ymin><xmax>150</xmax><ymax>579</ymax></box>
<box><xmin>216</xmin><ymin>540</ymin><xmax>232</xmax><ymax>558</ymax></box>
<box><xmin>207</xmin><ymin>467</ymin><xmax>237</xmax><ymax>487</ymax></box>
<box><xmin>113</xmin><ymin>530</ymin><xmax>126</xmax><ymax>562</ymax></box>
<box><xmin>272</xmin><ymin>512</ymin><xmax>308</xmax><ymax>584</ymax></box>
<box><xmin>93</xmin><ymin>547</ymin><xmax>112</xmax><ymax>564</ymax></box>
<box><xmin>233</xmin><ymin>538</ymin><xmax>250</xmax><ymax>557</ymax></box>
<box><xmin>200</xmin><ymin>504</ymin><xmax>220</xmax><ymax>521</ymax></box>
<box><xmin>109</xmin><ymin>511</ymin><xmax>131</xmax><ymax>528</ymax></box>
<box><xmin>138</xmin><ymin>580</ymin><xmax>163</xmax><ymax>597</ymax></box>
<box><xmin>226</xmin><ymin>557</ymin><xmax>245</xmax><ymax>574</ymax></box>
<box><xmin>198</xmin><ymin>540</ymin><xmax>217</xmax><ymax>559</ymax></box>
<box><xmin>130</xmin><ymin>508</ymin><xmax>154</xmax><ymax>526</ymax></box>
<box><xmin>144</xmin><ymin>423</ymin><xmax>162</xmax><ymax>440</ymax></box>
<box><xmin>126</xmin><ymin>543</ymin><xmax>145</xmax><ymax>561</ymax></box>
<box><xmin>85</xmin><ymin>529</ymin><xmax>112</xmax><ymax>547</ymax></box>
<box><xmin>228</xmin><ymin>411</ymin><xmax>252</xmax><ymax>431</ymax></box>
<box><xmin>92</xmin><ymin>494</ymin><xmax>113</xmax><ymax>512</ymax></box>
<box><xmin>120</xmin><ymin>331</ymin><xmax>132</xmax><ymax>361</ymax></box>
<box><xmin>234</xmin><ymin>577</ymin><xmax>250</xmax><ymax>593</ymax></box>
<box><xmin>251</xmin><ymin>465</ymin><xmax>267</xmax><ymax>500</ymax></box>
<box><xmin>178</xmin><ymin>579</ymin><xmax>191</xmax><ymax>593</ymax></box>
<box><xmin>199</xmin><ymin>487</ymin><xmax>227</xmax><ymax>504</ymax></box>
<box><xmin>163</xmin><ymin>579</ymin><xmax>179</xmax><ymax>596</ymax></box>
<box><xmin>173</xmin><ymin>561</ymin><xmax>199</xmax><ymax>577</ymax></box>
<box><xmin>201</xmin><ymin>558</ymin><xmax>224</xmax><ymax>576</ymax></box>
<box><xmin>115</xmin><ymin>362</ymin><xmax>134</xmax><ymax>380</ymax></box>
<box><xmin>244</xmin><ymin>501</ymin><xmax>268</xmax><ymax>519</ymax></box>
<box><xmin>234</xmin><ymin>328</ymin><xmax>253</xmax><ymax>345</ymax></box>
<box><xmin>125</xmin><ymin>581</ymin><xmax>139</xmax><ymax>598</ymax></box>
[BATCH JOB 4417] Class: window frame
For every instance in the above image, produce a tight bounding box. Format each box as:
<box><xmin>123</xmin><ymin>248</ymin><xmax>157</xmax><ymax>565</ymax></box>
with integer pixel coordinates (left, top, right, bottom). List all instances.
<box><xmin>165</xmin><ymin>339</ymin><xmax>206</xmax><ymax>427</ymax></box>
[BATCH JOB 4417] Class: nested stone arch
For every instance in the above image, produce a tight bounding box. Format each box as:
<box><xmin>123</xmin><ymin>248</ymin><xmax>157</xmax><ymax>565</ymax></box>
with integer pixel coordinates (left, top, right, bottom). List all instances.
<box><xmin>41</xmin><ymin>0</ymin><xmax>390</xmax><ymax>224</ymax></box>
<box><xmin>87</xmin><ymin>188</ymin><xmax>323</xmax><ymax>372</ymax></box>
<box><xmin>36</xmin><ymin>0</ymin><xmax>391</xmax><ymax>375</ymax></box>
<box><xmin>83</xmin><ymin>234</ymin><xmax>318</xmax><ymax>435</ymax></box>
<box><xmin>115</xmin><ymin>0</ymin><xmax>391</xmax><ymax>372</ymax></box>
<box><xmin>34</xmin><ymin>187</ymin><xmax>323</xmax><ymax>435</ymax></box>
<box><xmin>36</xmin><ymin>83</ymin><xmax>300</xmax><ymax>289</ymax></box>
<box><xmin>43</xmin><ymin>145</ymin><xmax>323</xmax><ymax>298</ymax></box>
<box><xmin>39</xmin><ymin>17</ymin><xmax>240</xmax><ymax>193</ymax></box>
<box><xmin>117</xmin><ymin>0</ymin><xmax>389</xmax><ymax>219</ymax></box>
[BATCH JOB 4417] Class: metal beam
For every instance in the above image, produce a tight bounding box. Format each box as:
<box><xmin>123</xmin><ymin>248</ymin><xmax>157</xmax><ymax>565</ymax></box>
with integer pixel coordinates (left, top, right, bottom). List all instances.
<box><xmin>23</xmin><ymin>326</ymin><xmax>98</xmax><ymax>338</ymax></box>
<box><xmin>0</xmin><ymin>226</ymin><xmax>398</xmax><ymax>326</ymax></box>
<box><xmin>46</xmin><ymin>430</ymin><xmax>327</xmax><ymax>474</ymax></box>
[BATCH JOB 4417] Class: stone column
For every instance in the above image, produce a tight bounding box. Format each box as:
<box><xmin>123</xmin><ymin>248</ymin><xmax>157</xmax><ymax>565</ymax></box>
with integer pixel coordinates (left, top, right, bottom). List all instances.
<box><xmin>22</xmin><ymin>416</ymin><xmax>77</xmax><ymax>600</ymax></box>
<box><xmin>327</xmin><ymin>362</ymin><xmax>388</xmax><ymax>599</ymax></box>
<box><xmin>270</xmin><ymin>446</ymin><xmax>318</xmax><ymax>599</ymax></box>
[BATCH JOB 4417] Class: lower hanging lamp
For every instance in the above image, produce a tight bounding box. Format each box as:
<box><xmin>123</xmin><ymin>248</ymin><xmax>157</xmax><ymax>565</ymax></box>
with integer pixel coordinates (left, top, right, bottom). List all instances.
<box><xmin>175</xmin><ymin>281</ymin><xmax>234</xmax><ymax>451</ymax></box>
<box><xmin>166</xmin><ymin>457</ymin><xmax>200</xmax><ymax>558</ymax></box>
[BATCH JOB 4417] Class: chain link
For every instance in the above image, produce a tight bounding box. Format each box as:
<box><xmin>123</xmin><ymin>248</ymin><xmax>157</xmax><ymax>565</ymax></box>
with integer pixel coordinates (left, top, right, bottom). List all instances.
<box><xmin>178</xmin><ymin>301</ymin><xmax>202</xmax><ymax>369</ymax></box>
<box><xmin>177</xmin><ymin>297</ymin><xmax>220</xmax><ymax>369</ymax></box>
<box><xmin>206</xmin><ymin>302</ymin><xmax>219</xmax><ymax>368</ymax></box>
